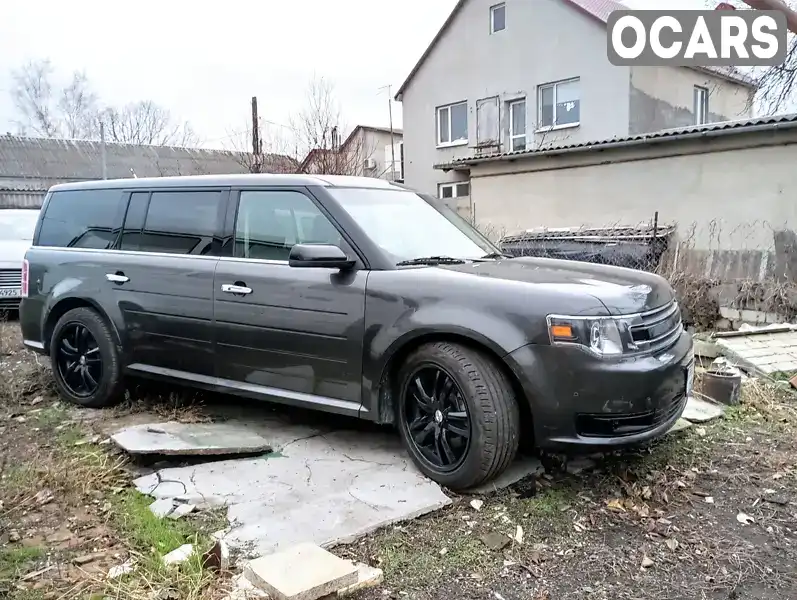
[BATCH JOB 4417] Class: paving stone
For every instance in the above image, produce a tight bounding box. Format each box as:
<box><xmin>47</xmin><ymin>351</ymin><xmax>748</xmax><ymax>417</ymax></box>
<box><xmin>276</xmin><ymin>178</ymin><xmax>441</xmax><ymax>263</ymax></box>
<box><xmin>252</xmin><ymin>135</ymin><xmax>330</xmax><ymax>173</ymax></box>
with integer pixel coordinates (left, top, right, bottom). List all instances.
<box><xmin>682</xmin><ymin>396</ymin><xmax>725</xmax><ymax>423</ymax></box>
<box><xmin>466</xmin><ymin>455</ymin><xmax>544</xmax><ymax>494</ymax></box>
<box><xmin>112</xmin><ymin>421</ymin><xmax>272</xmax><ymax>456</ymax></box>
<box><xmin>149</xmin><ymin>498</ymin><xmax>176</xmax><ymax>518</ymax></box>
<box><xmin>337</xmin><ymin>563</ymin><xmax>384</xmax><ymax>597</ymax></box>
<box><xmin>244</xmin><ymin>543</ymin><xmax>358</xmax><ymax>600</ymax></box>
<box><xmin>667</xmin><ymin>418</ymin><xmax>693</xmax><ymax>433</ymax></box>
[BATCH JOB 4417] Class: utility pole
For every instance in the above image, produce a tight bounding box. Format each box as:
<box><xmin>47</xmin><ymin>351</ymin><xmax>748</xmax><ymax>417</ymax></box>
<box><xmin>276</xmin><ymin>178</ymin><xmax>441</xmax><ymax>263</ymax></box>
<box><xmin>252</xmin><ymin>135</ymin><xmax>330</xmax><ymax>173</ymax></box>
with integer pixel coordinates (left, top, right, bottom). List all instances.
<box><xmin>251</xmin><ymin>96</ymin><xmax>261</xmax><ymax>173</ymax></box>
<box><xmin>379</xmin><ymin>85</ymin><xmax>397</xmax><ymax>181</ymax></box>
<box><xmin>100</xmin><ymin>121</ymin><xmax>107</xmax><ymax>180</ymax></box>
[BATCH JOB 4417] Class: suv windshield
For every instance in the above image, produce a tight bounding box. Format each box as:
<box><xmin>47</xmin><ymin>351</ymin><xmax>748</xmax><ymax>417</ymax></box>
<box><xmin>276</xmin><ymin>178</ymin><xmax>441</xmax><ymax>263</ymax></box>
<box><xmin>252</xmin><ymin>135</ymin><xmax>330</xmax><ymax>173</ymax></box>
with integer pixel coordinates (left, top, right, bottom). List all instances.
<box><xmin>327</xmin><ymin>187</ymin><xmax>499</xmax><ymax>264</ymax></box>
<box><xmin>0</xmin><ymin>210</ymin><xmax>39</xmax><ymax>241</ymax></box>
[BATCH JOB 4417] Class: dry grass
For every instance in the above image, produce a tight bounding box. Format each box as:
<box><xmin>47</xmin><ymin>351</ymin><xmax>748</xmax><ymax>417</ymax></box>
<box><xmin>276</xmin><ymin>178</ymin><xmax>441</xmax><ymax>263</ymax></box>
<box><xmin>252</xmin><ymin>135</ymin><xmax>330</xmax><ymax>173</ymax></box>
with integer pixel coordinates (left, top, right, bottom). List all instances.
<box><xmin>0</xmin><ymin>322</ymin><xmax>230</xmax><ymax>600</ymax></box>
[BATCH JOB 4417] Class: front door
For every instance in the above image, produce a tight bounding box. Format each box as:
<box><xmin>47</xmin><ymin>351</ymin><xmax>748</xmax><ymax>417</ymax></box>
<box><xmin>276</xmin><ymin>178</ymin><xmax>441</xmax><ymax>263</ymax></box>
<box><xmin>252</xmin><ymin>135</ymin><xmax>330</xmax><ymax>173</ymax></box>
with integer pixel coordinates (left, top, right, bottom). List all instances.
<box><xmin>113</xmin><ymin>188</ymin><xmax>227</xmax><ymax>377</ymax></box>
<box><xmin>212</xmin><ymin>188</ymin><xmax>367</xmax><ymax>416</ymax></box>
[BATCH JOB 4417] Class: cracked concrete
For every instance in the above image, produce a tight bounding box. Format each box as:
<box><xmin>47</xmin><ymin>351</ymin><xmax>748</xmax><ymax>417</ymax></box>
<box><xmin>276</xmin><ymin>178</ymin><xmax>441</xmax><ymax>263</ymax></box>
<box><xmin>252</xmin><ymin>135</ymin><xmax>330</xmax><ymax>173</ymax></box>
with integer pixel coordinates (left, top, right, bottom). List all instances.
<box><xmin>131</xmin><ymin>415</ymin><xmax>452</xmax><ymax>557</ymax></box>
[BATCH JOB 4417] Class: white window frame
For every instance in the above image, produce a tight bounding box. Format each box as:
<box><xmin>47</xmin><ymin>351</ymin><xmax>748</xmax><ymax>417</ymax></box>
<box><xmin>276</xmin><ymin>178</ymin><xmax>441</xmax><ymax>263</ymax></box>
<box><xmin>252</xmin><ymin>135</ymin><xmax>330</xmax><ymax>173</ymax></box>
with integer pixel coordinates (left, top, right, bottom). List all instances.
<box><xmin>436</xmin><ymin>101</ymin><xmax>469</xmax><ymax>147</ymax></box>
<box><xmin>508</xmin><ymin>98</ymin><xmax>527</xmax><ymax>152</ymax></box>
<box><xmin>490</xmin><ymin>2</ymin><xmax>506</xmax><ymax>34</ymax></box>
<box><xmin>694</xmin><ymin>85</ymin><xmax>709</xmax><ymax>125</ymax></box>
<box><xmin>537</xmin><ymin>78</ymin><xmax>581</xmax><ymax>132</ymax></box>
<box><xmin>438</xmin><ymin>182</ymin><xmax>471</xmax><ymax>199</ymax></box>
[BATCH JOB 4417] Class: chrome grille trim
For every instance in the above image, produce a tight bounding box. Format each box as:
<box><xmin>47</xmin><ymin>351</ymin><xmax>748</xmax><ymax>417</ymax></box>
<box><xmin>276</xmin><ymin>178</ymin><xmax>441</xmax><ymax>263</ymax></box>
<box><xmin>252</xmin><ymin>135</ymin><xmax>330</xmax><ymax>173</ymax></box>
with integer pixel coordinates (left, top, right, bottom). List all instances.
<box><xmin>0</xmin><ymin>269</ymin><xmax>22</xmax><ymax>287</ymax></box>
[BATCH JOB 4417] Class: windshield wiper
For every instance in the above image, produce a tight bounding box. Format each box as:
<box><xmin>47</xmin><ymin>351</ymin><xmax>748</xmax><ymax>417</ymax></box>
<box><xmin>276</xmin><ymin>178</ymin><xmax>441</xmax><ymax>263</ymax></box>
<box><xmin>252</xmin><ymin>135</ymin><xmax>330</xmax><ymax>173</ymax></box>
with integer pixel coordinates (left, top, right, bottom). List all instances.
<box><xmin>480</xmin><ymin>252</ymin><xmax>512</xmax><ymax>259</ymax></box>
<box><xmin>396</xmin><ymin>256</ymin><xmax>467</xmax><ymax>266</ymax></box>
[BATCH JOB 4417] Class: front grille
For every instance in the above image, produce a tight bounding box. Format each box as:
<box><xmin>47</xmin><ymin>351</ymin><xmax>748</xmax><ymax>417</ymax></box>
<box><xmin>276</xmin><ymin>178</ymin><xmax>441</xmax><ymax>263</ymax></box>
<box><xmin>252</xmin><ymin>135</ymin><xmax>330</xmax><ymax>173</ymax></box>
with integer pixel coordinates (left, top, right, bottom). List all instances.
<box><xmin>576</xmin><ymin>394</ymin><xmax>687</xmax><ymax>438</ymax></box>
<box><xmin>629</xmin><ymin>301</ymin><xmax>682</xmax><ymax>353</ymax></box>
<box><xmin>0</xmin><ymin>269</ymin><xmax>22</xmax><ymax>287</ymax></box>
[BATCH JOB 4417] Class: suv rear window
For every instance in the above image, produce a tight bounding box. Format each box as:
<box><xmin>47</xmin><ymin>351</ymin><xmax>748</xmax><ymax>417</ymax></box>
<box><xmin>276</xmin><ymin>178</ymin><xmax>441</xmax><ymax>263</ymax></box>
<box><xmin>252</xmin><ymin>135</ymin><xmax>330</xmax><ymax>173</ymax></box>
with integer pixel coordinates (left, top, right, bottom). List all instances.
<box><xmin>37</xmin><ymin>189</ymin><xmax>124</xmax><ymax>249</ymax></box>
<box><xmin>136</xmin><ymin>190</ymin><xmax>223</xmax><ymax>255</ymax></box>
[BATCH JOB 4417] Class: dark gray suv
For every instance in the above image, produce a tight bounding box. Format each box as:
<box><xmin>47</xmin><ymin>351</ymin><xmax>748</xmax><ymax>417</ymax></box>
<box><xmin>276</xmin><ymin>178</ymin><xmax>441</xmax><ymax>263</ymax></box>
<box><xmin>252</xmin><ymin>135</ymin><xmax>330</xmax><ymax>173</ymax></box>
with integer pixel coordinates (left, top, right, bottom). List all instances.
<box><xmin>19</xmin><ymin>174</ymin><xmax>694</xmax><ymax>490</ymax></box>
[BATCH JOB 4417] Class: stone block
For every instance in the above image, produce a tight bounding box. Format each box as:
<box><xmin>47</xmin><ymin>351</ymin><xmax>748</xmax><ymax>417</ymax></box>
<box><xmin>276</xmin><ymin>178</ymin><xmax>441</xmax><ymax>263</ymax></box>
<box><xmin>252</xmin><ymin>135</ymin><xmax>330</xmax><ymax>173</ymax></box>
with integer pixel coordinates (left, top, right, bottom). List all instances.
<box><xmin>244</xmin><ymin>543</ymin><xmax>358</xmax><ymax>600</ymax></box>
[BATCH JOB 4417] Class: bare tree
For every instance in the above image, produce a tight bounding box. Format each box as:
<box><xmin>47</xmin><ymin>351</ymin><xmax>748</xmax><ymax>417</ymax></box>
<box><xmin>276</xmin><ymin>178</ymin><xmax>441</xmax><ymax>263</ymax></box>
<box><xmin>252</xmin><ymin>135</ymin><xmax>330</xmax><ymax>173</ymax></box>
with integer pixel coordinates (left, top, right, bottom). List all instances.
<box><xmin>291</xmin><ymin>76</ymin><xmax>373</xmax><ymax>175</ymax></box>
<box><xmin>9</xmin><ymin>59</ymin><xmax>198</xmax><ymax>146</ymax></box>
<box><xmin>706</xmin><ymin>0</ymin><xmax>797</xmax><ymax>114</ymax></box>
<box><xmin>10</xmin><ymin>59</ymin><xmax>98</xmax><ymax>138</ymax></box>
<box><xmin>222</xmin><ymin>119</ymin><xmax>300</xmax><ymax>174</ymax></box>
<box><xmin>100</xmin><ymin>101</ymin><xmax>197</xmax><ymax>146</ymax></box>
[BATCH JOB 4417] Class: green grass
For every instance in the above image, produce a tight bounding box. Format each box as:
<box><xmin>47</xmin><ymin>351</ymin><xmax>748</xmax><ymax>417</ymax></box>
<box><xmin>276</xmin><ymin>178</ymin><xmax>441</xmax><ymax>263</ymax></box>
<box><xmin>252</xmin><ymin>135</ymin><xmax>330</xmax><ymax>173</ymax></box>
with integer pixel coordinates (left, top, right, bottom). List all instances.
<box><xmin>0</xmin><ymin>546</ymin><xmax>45</xmax><ymax>580</ymax></box>
<box><xmin>103</xmin><ymin>490</ymin><xmax>225</xmax><ymax>600</ymax></box>
<box><xmin>32</xmin><ymin>405</ymin><xmax>67</xmax><ymax>430</ymax></box>
<box><xmin>111</xmin><ymin>490</ymin><xmax>211</xmax><ymax>556</ymax></box>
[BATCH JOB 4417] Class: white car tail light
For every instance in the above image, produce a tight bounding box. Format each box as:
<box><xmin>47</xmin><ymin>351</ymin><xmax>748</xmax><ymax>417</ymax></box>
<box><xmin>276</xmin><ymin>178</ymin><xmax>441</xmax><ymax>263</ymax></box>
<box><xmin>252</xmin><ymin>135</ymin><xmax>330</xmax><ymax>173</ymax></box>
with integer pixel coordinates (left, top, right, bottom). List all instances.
<box><xmin>21</xmin><ymin>258</ymin><xmax>29</xmax><ymax>298</ymax></box>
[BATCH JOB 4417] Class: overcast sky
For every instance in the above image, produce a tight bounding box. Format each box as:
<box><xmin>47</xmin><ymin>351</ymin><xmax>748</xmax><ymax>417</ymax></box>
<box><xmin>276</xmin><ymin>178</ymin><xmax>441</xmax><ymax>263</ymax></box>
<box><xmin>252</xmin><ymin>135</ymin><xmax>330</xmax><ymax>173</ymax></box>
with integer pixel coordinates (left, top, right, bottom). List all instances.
<box><xmin>0</xmin><ymin>0</ymin><xmax>708</xmax><ymax>150</ymax></box>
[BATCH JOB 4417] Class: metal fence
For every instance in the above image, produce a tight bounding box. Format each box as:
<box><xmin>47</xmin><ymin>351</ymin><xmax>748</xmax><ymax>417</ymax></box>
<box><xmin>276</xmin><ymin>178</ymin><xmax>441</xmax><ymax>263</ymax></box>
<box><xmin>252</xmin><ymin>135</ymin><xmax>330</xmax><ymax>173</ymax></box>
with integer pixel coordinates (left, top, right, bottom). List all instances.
<box><xmin>498</xmin><ymin>220</ymin><xmax>676</xmax><ymax>274</ymax></box>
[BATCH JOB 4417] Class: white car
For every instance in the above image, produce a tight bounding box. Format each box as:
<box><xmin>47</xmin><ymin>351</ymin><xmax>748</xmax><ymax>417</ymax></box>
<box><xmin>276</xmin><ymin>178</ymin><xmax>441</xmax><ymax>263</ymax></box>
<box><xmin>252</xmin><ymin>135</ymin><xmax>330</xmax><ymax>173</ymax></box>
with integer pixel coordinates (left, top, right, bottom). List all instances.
<box><xmin>0</xmin><ymin>209</ymin><xmax>40</xmax><ymax>310</ymax></box>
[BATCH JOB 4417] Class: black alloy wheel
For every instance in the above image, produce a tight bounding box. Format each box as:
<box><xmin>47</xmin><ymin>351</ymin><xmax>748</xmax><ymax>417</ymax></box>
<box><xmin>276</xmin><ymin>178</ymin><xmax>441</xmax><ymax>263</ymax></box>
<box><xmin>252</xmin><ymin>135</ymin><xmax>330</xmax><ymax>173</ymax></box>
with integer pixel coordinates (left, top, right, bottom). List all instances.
<box><xmin>55</xmin><ymin>322</ymin><xmax>103</xmax><ymax>398</ymax></box>
<box><xmin>403</xmin><ymin>365</ymin><xmax>472</xmax><ymax>472</ymax></box>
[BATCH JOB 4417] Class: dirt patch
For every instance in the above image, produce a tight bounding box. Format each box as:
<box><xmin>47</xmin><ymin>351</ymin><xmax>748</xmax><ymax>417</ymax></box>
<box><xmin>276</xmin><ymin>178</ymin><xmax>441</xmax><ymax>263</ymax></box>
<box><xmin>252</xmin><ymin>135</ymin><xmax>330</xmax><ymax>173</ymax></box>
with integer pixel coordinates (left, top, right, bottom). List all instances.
<box><xmin>0</xmin><ymin>321</ymin><xmax>231</xmax><ymax>599</ymax></box>
<box><xmin>341</xmin><ymin>381</ymin><xmax>797</xmax><ymax>600</ymax></box>
<box><xmin>4</xmin><ymin>316</ymin><xmax>797</xmax><ymax>600</ymax></box>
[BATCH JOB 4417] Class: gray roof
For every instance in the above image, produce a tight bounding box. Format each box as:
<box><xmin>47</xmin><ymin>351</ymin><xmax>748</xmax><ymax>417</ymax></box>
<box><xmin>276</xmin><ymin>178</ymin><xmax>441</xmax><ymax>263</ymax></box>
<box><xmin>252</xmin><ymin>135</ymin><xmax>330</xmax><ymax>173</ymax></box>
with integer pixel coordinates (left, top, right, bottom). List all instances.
<box><xmin>0</xmin><ymin>135</ymin><xmax>295</xmax><ymax>189</ymax></box>
<box><xmin>395</xmin><ymin>0</ymin><xmax>756</xmax><ymax>100</ymax></box>
<box><xmin>435</xmin><ymin>113</ymin><xmax>797</xmax><ymax>168</ymax></box>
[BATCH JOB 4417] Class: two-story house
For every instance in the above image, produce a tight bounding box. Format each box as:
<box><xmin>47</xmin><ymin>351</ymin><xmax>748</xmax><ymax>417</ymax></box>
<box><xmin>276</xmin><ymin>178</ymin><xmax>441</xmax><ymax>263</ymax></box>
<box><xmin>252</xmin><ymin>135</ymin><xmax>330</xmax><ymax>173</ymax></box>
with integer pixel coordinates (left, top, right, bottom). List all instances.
<box><xmin>299</xmin><ymin>125</ymin><xmax>404</xmax><ymax>182</ymax></box>
<box><xmin>395</xmin><ymin>0</ymin><xmax>757</xmax><ymax>209</ymax></box>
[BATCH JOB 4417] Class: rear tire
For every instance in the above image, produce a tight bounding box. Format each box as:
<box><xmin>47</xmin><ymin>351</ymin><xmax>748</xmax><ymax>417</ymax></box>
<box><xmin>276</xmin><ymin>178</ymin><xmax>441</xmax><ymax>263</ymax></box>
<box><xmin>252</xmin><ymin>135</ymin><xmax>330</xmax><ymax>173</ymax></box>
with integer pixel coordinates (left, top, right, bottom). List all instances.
<box><xmin>49</xmin><ymin>307</ymin><xmax>124</xmax><ymax>408</ymax></box>
<box><xmin>397</xmin><ymin>341</ymin><xmax>520</xmax><ymax>491</ymax></box>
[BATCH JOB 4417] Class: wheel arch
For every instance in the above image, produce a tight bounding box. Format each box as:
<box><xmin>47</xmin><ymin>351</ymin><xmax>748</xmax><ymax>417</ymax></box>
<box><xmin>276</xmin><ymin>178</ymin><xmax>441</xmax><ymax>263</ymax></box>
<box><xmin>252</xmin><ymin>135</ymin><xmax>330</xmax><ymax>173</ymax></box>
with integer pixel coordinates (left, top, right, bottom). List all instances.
<box><xmin>43</xmin><ymin>297</ymin><xmax>122</xmax><ymax>354</ymax></box>
<box><xmin>375</xmin><ymin>331</ymin><xmax>533</xmax><ymax>442</ymax></box>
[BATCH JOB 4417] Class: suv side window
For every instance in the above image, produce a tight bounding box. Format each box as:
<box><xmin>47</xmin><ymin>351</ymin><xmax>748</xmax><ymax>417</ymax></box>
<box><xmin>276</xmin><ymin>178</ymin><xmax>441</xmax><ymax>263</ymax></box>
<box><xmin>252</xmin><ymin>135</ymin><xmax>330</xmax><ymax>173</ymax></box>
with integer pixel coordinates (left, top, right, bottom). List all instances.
<box><xmin>37</xmin><ymin>189</ymin><xmax>123</xmax><ymax>249</ymax></box>
<box><xmin>137</xmin><ymin>190</ymin><xmax>224</xmax><ymax>255</ymax></box>
<box><xmin>235</xmin><ymin>190</ymin><xmax>344</xmax><ymax>261</ymax></box>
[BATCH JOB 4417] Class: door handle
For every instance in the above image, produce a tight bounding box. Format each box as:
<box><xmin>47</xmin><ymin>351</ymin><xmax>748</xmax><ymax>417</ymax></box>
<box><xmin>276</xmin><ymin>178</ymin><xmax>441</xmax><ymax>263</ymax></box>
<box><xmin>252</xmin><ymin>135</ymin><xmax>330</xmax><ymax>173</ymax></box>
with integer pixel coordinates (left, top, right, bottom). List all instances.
<box><xmin>221</xmin><ymin>284</ymin><xmax>252</xmax><ymax>295</ymax></box>
<box><xmin>106</xmin><ymin>273</ymin><xmax>129</xmax><ymax>284</ymax></box>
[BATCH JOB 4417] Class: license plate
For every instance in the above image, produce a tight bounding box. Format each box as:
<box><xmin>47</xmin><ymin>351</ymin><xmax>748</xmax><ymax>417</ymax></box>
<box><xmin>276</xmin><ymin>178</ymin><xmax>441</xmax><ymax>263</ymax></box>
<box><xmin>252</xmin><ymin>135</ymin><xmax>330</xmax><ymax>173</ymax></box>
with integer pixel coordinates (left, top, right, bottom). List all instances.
<box><xmin>0</xmin><ymin>287</ymin><xmax>21</xmax><ymax>298</ymax></box>
<box><xmin>686</xmin><ymin>361</ymin><xmax>695</xmax><ymax>397</ymax></box>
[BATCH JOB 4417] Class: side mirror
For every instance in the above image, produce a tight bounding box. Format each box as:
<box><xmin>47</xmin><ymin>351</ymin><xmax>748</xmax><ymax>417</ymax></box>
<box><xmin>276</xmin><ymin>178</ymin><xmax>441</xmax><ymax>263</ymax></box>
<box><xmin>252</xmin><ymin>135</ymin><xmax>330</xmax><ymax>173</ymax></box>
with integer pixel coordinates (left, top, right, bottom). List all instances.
<box><xmin>288</xmin><ymin>244</ymin><xmax>356</xmax><ymax>270</ymax></box>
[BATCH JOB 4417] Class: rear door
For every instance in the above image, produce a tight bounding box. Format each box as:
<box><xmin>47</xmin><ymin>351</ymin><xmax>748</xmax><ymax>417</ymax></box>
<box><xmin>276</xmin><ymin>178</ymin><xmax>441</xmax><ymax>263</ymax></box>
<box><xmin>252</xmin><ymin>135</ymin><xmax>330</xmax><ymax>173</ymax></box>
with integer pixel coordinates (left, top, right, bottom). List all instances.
<box><xmin>212</xmin><ymin>187</ymin><xmax>368</xmax><ymax>416</ymax></box>
<box><xmin>112</xmin><ymin>187</ymin><xmax>228</xmax><ymax>377</ymax></box>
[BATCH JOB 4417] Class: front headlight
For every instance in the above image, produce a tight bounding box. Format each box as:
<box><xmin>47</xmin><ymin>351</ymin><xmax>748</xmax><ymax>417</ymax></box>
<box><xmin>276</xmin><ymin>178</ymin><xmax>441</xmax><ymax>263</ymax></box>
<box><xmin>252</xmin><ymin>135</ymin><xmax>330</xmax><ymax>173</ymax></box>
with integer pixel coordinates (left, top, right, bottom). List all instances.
<box><xmin>547</xmin><ymin>316</ymin><xmax>625</xmax><ymax>357</ymax></box>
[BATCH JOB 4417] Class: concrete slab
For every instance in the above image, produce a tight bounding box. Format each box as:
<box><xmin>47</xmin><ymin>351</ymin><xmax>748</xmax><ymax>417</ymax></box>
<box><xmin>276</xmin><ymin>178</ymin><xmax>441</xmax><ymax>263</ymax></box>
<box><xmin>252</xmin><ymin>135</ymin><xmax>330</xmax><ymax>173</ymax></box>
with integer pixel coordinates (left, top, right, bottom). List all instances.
<box><xmin>244</xmin><ymin>543</ymin><xmax>358</xmax><ymax>600</ymax></box>
<box><xmin>682</xmin><ymin>396</ymin><xmax>725</xmax><ymax>423</ymax></box>
<box><xmin>111</xmin><ymin>421</ymin><xmax>272</xmax><ymax>456</ymax></box>
<box><xmin>667</xmin><ymin>418</ymin><xmax>694</xmax><ymax>434</ymax></box>
<box><xmin>337</xmin><ymin>563</ymin><xmax>384</xmax><ymax>597</ymax></box>
<box><xmin>465</xmin><ymin>455</ymin><xmax>544</xmax><ymax>495</ymax></box>
<box><xmin>133</xmin><ymin>419</ymin><xmax>452</xmax><ymax>557</ymax></box>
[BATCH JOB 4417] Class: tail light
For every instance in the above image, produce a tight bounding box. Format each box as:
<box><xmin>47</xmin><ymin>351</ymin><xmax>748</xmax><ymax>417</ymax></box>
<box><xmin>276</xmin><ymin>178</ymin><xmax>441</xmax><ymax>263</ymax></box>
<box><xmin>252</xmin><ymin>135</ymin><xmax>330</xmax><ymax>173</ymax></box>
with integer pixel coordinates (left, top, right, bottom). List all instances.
<box><xmin>21</xmin><ymin>259</ymin><xmax>29</xmax><ymax>298</ymax></box>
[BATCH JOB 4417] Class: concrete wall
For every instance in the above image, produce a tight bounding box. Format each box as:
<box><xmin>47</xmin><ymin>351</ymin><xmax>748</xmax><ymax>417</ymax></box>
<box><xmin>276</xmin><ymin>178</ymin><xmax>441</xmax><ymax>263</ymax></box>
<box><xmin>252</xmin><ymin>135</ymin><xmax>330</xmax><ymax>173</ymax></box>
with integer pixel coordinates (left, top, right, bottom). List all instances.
<box><xmin>469</xmin><ymin>130</ymin><xmax>797</xmax><ymax>275</ymax></box>
<box><xmin>400</xmin><ymin>0</ymin><xmax>631</xmax><ymax>197</ymax></box>
<box><xmin>629</xmin><ymin>66</ymin><xmax>754</xmax><ymax>134</ymax></box>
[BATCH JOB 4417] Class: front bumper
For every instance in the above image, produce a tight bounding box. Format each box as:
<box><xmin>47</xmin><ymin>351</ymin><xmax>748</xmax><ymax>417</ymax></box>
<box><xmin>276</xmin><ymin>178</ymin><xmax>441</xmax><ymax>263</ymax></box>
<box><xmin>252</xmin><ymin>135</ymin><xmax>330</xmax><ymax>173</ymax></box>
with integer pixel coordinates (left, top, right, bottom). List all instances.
<box><xmin>506</xmin><ymin>330</ymin><xmax>693</xmax><ymax>451</ymax></box>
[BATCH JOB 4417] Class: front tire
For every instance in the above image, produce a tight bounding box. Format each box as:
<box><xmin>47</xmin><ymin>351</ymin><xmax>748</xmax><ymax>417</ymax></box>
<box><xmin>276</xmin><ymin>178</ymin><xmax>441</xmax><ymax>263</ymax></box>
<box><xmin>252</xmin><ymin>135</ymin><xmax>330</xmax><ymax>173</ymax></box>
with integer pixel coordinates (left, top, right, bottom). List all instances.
<box><xmin>49</xmin><ymin>307</ymin><xmax>124</xmax><ymax>408</ymax></box>
<box><xmin>397</xmin><ymin>342</ymin><xmax>520</xmax><ymax>491</ymax></box>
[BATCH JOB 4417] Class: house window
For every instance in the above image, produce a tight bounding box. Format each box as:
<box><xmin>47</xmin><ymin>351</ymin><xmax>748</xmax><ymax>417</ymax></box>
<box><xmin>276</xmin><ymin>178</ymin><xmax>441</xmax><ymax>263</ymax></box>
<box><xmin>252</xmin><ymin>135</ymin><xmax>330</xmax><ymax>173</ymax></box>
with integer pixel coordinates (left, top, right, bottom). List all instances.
<box><xmin>490</xmin><ymin>3</ymin><xmax>506</xmax><ymax>33</ymax></box>
<box><xmin>538</xmin><ymin>78</ymin><xmax>580</xmax><ymax>130</ymax></box>
<box><xmin>438</xmin><ymin>182</ymin><xmax>471</xmax><ymax>199</ymax></box>
<box><xmin>508</xmin><ymin>99</ymin><xmax>526</xmax><ymax>152</ymax></box>
<box><xmin>694</xmin><ymin>86</ymin><xmax>709</xmax><ymax>125</ymax></box>
<box><xmin>436</xmin><ymin>101</ymin><xmax>468</xmax><ymax>146</ymax></box>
